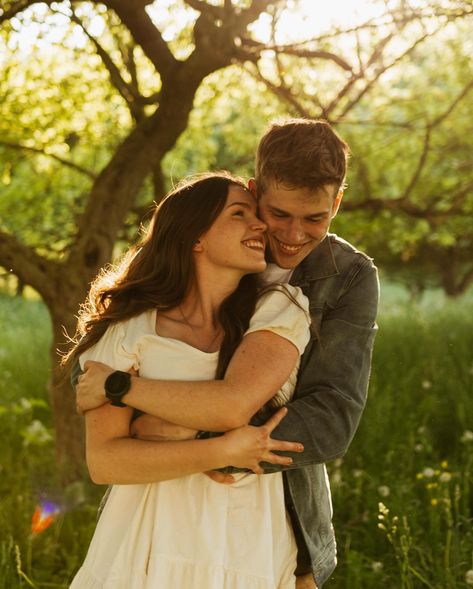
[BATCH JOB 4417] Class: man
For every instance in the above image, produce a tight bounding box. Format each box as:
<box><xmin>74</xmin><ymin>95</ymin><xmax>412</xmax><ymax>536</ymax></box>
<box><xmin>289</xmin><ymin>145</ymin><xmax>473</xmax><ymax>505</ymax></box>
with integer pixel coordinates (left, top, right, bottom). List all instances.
<box><xmin>75</xmin><ymin>118</ymin><xmax>379</xmax><ymax>587</ymax></box>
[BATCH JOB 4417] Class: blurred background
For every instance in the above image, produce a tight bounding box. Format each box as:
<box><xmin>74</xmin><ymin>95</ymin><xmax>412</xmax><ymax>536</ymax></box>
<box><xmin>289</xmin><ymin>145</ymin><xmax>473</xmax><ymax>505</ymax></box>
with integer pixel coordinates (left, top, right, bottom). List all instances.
<box><xmin>0</xmin><ymin>1</ymin><xmax>472</xmax><ymax>586</ymax></box>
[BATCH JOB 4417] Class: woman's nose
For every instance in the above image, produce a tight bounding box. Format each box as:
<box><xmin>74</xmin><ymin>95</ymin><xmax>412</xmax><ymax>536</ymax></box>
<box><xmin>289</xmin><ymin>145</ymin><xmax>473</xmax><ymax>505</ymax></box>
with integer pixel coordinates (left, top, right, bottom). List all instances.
<box><xmin>250</xmin><ymin>217</ymin><xmax>267</xmax><ymax>232</ymax></box>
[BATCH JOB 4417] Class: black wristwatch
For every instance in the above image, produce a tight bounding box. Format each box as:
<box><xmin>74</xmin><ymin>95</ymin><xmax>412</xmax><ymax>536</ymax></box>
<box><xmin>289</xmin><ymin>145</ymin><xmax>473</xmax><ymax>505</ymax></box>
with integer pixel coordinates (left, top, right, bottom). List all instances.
<box><xmin>104</xmin><ymin>370</ymin><xmax>131</xmax><ymax>407</ymax></box>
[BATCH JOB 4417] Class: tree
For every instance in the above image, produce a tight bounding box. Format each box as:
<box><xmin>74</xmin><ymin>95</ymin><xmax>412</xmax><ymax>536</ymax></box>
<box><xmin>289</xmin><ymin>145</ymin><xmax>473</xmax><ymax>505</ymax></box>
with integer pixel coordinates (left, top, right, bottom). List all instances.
<box><xmin>246</xmin><ymin>4</ymin><xmax>473</xmax><ymax>295</ymax></box>
<box><xmin>1</xmin><ymin>0</ymin><xmax>472</xmax><ymax>477</ymax></box>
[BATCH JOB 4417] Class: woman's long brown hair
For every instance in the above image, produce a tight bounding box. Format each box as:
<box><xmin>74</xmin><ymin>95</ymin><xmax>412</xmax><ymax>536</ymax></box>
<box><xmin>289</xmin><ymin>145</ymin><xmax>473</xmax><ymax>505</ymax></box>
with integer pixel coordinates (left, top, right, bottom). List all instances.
<box><xmin>63</xmin><ymin>172</ymin><xmax>262</xmax><ymax>379</ymax></box>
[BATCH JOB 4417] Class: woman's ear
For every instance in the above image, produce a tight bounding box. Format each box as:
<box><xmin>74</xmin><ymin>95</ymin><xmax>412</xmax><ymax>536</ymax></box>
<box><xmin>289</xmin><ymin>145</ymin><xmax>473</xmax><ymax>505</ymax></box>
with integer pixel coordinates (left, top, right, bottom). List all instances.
<box><xmin>193</xmin><ymin>240</ymin><xmax>203</xmax><ymax>252</ymax></box>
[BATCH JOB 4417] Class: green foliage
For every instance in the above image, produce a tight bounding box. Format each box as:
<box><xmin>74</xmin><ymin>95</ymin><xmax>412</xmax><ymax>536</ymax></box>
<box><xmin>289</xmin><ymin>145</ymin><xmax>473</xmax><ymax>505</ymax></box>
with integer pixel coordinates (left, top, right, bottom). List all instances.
<box><xmin>0</xmin><ymin>20</ymin><xmax>132</xmax><ymax>253</ymax></box>
<box><xmin>328</xmin><ymin>285</ymin><xmax>473</xmax><ymax>588</ymax></box>
<box><xmin>0</xmin><ymin>287</ymin><xmax>472</xmax><ymax>587</ymax></box>
<box><xmin>161</xmin><ymin>66</ymin><xmax>287</xmax><ymax>185</ymax></box>
<box><xmin>330</xmin><ymin>22</ymin><xmax>473</xmax><ymax>294</ymax></box>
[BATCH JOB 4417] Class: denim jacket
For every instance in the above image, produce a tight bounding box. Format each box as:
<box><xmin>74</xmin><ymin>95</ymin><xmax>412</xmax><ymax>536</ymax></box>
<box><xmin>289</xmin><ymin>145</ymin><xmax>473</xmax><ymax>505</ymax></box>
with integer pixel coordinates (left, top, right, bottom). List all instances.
<box><xmin>249</xmin><ymin>233</ymin><xmax>379</xmax><ymax>586</ymax></box>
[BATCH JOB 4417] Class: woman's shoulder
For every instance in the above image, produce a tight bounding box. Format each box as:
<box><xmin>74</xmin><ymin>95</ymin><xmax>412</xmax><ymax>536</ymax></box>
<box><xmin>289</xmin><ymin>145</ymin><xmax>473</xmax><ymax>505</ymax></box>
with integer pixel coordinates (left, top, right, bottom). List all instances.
<box><xmin>244</xmin><ymin>284</ymin><xmax>311</xmax><ymax>354</ymax></box>
<box><xmin>79</xmin><ymin>309</ymin><xmax>155</xmax><ymax>369</ymax></box>
<box><xmin>255</xmin><ymin>283</ymin><xmax>309</xmax><ymax>314</ymax></box>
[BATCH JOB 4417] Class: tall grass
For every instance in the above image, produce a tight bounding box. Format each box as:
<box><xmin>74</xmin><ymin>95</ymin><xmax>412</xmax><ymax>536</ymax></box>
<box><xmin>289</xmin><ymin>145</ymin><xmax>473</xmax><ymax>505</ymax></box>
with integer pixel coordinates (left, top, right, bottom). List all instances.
<box><xmin>0</xmin><ymin>285</ymin><xmax>472</xmax><ymax>588</ymax></box>
<box><xmin>329</xmin><ymin>284</ymin><xmax>473</xmax><ymax>588</ymax></box>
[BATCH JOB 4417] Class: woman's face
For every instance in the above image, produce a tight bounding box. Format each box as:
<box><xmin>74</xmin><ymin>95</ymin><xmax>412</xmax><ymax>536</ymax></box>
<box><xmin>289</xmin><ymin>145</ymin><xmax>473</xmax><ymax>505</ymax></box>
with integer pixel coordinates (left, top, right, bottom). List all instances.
<box><xmin>196</xmin><ymin>185</ymin><xmax>267</xmax><ymax>275</ymax></box>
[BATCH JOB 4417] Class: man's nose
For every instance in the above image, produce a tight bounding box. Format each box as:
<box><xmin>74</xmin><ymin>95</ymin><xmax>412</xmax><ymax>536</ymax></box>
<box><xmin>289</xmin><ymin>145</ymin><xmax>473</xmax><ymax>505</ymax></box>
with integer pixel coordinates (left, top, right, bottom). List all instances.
<box><xmin>286</xmin><ymin>220</ymin><xmax>306</xmax><ymax>243</ymax></box>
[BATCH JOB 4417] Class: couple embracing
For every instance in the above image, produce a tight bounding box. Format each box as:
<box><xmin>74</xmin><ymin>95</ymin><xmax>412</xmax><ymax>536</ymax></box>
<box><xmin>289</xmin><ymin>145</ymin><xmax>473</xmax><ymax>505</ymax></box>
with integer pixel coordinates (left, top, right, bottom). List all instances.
<box><xmin>66</xmin><ymin>118</ymin><xmax>379</xmax><ymax>588</ymax></box>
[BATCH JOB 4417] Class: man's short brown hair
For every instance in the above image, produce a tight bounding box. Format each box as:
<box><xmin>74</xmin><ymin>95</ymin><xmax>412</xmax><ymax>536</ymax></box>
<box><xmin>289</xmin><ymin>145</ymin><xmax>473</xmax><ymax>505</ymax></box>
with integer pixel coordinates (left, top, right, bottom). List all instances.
<box><xmin>255</xmin><ymin>118</ymin><xmax>349</xmax><ymax>195</ymax></box>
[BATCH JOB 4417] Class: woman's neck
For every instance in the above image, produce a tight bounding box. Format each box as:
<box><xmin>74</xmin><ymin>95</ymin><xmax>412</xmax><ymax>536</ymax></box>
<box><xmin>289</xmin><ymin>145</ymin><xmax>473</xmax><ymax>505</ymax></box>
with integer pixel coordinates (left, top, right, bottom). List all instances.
<box><xmin>180</xmin><ymin>269</ymin><xmax>240</xmax><ymax>328</ymax></box>
<box><xmin>155</xmin><ymin>268</ymin><xmax>242</xmax><ymax>352</ymax></box>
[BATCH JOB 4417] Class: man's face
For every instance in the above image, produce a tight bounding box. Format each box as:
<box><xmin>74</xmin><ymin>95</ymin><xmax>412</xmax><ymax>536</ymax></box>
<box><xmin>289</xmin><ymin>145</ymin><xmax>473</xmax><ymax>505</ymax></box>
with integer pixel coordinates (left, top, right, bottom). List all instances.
<box><xmin>255</xmin><ymin>181</ymin><xmax>343</xmax><ymax>269</ymax></box>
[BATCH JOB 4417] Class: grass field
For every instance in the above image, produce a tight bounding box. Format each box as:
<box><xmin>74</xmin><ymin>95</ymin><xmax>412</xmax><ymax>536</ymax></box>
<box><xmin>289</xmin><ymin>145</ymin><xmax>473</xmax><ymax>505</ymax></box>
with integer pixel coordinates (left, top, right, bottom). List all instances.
<box><xmin>0</xmin><ymin>282</ymin><xmax>472</xmax><ymax>588</ymax></box>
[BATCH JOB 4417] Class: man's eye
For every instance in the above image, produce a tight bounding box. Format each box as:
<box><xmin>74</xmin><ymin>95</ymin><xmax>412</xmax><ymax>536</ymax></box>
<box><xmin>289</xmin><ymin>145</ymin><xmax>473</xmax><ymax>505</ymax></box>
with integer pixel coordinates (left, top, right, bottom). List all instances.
<box><xmin>273</xmin><ymin>212</ymin><xmax>288</xmax><ymax>218</ymax></box>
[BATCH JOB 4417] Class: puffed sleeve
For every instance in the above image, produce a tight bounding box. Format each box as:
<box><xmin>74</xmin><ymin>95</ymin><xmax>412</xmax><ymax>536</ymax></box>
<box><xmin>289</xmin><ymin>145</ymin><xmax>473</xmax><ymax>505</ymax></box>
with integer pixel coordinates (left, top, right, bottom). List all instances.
<box><xmin>245</xmin><ymin>285</ymin><xmax>311</xmax><ymax>355</ymax></box>
<box><xmin>79</xmin><ymin>320</ymin><xmax>139</xmax><ymax>372</ymax></box>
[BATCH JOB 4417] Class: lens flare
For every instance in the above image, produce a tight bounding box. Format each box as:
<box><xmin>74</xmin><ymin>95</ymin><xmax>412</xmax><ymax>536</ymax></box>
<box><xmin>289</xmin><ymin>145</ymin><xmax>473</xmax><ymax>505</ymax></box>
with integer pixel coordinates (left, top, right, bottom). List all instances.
<box><xmin>31</xmin><ymin>500</ymin><xmax>60</xmax><ymax>534</ymax></box>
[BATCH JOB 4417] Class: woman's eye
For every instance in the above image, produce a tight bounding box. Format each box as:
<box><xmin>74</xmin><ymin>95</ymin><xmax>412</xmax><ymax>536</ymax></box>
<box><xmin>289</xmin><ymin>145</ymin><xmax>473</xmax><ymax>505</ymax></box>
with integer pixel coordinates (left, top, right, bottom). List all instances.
<box><xmin>233</xmin><ymin>210</ymin><xmax>245</xmax><ymax>217</ymax></box>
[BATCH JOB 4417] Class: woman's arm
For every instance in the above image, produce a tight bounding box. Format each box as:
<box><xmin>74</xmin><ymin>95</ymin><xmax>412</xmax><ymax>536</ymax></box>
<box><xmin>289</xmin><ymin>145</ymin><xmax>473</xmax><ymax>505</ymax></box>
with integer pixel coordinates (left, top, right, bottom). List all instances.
<box><xmin>85</xmin><ymin>401</ymin><xmax>303</xmax><ymax>484</ymax></box>
<box><xmin>78</xmin><ymin>330</ymin><xmax>300</xmax><ymax>432</ymax></box>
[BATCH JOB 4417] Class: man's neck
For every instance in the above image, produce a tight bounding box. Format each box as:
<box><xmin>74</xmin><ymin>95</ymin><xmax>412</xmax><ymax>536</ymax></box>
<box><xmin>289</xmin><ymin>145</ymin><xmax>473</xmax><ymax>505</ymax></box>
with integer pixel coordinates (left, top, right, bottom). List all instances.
<box><xmin>262</xmin><ymin>263</ymin><xmax>294</xmax><ymax>284</ymax></box>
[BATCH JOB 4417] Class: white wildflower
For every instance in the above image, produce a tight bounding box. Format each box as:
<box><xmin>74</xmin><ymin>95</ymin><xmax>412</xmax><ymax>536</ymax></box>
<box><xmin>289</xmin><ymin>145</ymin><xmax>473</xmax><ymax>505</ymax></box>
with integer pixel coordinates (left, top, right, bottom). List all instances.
<box><xmin>465</xmin><ymin>570</ymin><xmax>473</xmax><ymax>585</ymax></box>
<box><xmin>461</xmin><ymin>430</ymin><xmax>473</xmax><ymax>443</ymax></box>
<box><xmin>422</xmin><ymin>467</ymin><xmax>435</xmax><ymax>478</ymax></box>
<box><xmin>439</xmin><ymin>472</ymin><xmax>452</xmax><ymax>483</ymax></box>
<box><xmin>21</xmin><ymin>420</ymin><xmax>52</xmax><ymax>446</ymax></box>
<box><xmin>19</xmin><ymin>398</ymin><xmax>33</xmax><ymax>411</ymax></box>
<box><xmin>378</xmin><ymin>485</ymin><xmax>390</xmax><ymax>497</ymax></box>
<box><xmin>414</xmin><ymin>443</ymin><xmax>424</xmax><ymax>452</ymax></box>
<box><xmin>352</xmin><ymin>469</ymin><xmax>363</xmax><ymax>479</ymax></box>
<box><xmin>331</xmin><ymin>471</ymin><xmax>342</xmax><ymax>485</ymax></box>
<box><xmin>421</xmin><ymin>380</ymin><xmax>432</xmax><ymax>390</ymax></box>
<box><xmin>371</xmin><ymin>561</ymin><xmax>383</xmax><ymax>573</ymax></box>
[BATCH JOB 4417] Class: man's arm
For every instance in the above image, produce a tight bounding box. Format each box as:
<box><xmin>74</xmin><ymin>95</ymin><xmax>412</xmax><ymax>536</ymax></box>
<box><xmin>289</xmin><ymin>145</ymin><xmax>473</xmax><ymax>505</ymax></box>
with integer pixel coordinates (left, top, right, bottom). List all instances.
<box><xmin>251</xmin><ymin>259</ymin><xmax>379</xmax><ymax>472</ymax></box>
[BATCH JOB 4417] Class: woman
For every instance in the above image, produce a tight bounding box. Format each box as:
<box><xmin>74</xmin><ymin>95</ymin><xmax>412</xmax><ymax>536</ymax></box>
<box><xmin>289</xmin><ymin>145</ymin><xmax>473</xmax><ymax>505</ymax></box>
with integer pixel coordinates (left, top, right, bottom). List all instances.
<box><xmin>68</xmin><ymin>172</ymin><xmax>310</xmax><ymax>588</ymax></box>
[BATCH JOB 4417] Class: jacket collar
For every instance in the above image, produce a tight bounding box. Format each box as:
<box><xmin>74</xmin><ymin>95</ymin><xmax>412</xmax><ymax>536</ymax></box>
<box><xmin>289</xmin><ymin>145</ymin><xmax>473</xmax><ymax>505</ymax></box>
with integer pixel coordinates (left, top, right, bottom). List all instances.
<box><xmin>290</xmin><ymin>234</ymin><xmax>339</xmax><ymax>287</ymax></box>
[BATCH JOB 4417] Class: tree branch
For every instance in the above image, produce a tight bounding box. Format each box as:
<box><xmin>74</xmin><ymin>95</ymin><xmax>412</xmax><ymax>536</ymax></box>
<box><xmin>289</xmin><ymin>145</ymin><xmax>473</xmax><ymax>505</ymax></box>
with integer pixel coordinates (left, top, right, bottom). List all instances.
<box><xmin>69</xmin><ymin>10</ymin><xmax>145</xmax><ymax>121</ymax></box>
<box><xmin>0</xmin><ymin>141</ymin><xmax>97</xmax><ymax>179</ymax></box>
<box><xmin>0</xmin><ymin>230</ymin><xmax>58</xmax><ymax>301</ymax></box>
<box><xmin>102</xmin><ymin>1</ymin><xmax>178</xmax><ymax>80</ymax></box>
<box><xmin>335</xmin><ymin>31</ymin><xmax>432</xmax><ymax>120</ymax></box>
<box><xmin>246</xmin><ymin>64</ymin><xmax>315</xmax><ymax>119</ymax></box>
<box><xmin>430</xmin><ymin>77</ymin><xmax>473</xmax><ymax>128</ymax></box>
<box><xmin>401</xmin><ymin>126</ymin><xmax>431</xmax><ymax>200</ymax></box>
<box><xmin>182</xmin><ymin>0</ymin><xmax>222</xmax><ymax>18</ymax></box>
<box><xmin>247</xmin><ymin>43</ymin><xmax>354</xmax><ymax>72</ymax></box>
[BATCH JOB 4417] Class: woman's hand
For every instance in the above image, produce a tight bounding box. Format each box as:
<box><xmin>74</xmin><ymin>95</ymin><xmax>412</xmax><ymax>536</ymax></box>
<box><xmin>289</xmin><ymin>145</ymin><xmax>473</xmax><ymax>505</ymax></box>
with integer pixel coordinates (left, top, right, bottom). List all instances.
<box><xmin>76</xmin><ymin>361</ymin><xmax>137</xmax><ymax>414</ymax></box>
<box><xmin>131</xmin><ymin>414</ymin><xmax>198</xmax><ymax>441</ymax></box>
<box><xmin>221</xmin><ymin>407</ymin><xmax>303</xmax><ymax>474</ymax></box>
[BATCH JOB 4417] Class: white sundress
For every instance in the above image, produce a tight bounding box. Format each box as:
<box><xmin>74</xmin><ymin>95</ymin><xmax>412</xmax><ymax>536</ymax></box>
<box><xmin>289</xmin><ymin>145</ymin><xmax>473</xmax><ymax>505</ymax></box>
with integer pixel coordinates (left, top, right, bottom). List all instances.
<box><xmin>70</xmin><ymin>286</ymin><xmax>310</xmax><ymax>589</ymax></box>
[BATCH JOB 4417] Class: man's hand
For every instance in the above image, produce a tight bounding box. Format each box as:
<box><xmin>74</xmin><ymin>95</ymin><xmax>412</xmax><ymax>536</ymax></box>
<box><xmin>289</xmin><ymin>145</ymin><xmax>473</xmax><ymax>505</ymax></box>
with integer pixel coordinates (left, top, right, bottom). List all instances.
<box><xmin>296</xmin><ymin>573</ymin><xmax>317</xmax><ymax>589</ymax></box>
<box><xmin>76</xmin><ymin>360</ymin><xmax>125</xmax><ymax>414</ymax></box>
<box><xmin>131</xmin><ymin>414</ymin><xmax>197</xmax><ymax>441</ymax></box>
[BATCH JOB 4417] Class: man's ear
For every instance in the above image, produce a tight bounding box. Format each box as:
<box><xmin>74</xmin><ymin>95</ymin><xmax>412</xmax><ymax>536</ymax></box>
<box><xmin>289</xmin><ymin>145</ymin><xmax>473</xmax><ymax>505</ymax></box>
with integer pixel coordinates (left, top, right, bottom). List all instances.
<box><xmin>331</xmin><ymin>189</ymin><xmax>344</xmax><ymax>218</ymax></box>
<box><xmin>248</xmin><ymin>178</ymin><xmax>257</xmax><ymax>198</ymax></box>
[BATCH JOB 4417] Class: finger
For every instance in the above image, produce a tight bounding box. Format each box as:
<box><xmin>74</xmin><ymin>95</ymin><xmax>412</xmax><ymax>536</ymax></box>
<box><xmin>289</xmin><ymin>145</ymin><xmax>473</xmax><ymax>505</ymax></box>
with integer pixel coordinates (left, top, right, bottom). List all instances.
<box><xmin>263</xmin><ymin>406</ymin><xmax>288</xmax><ymax>433</ymax></box>
<box><xmin>270</xmin><ymin>440</ymin><xmax>304</xmax><ymax>453</ymax></box>
<box><xmin>204</xmin><ymin>471</ymin><xmax>235</xmax><ymax>484</ymax></box>
<box><xmin>251</xmin><ymin>463</ymin><xmax>264</xmax><ymax>475</ymax></box>
<box><xmin>264</xmin><ymin>452</ymin><xmax>293</xmax><ymax>466</ymax></box>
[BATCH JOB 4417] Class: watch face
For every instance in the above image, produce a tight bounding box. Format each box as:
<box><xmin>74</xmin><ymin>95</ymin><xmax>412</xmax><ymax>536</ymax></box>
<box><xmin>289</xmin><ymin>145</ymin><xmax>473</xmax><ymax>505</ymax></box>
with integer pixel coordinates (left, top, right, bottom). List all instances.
<box><xmin>105</xmin><ymin>371</ymin><xmax>131</xmax><ymax>408</ymax></box>
<box><xmin>106</xmin><ymin>371</ymin><xmax>130</xmax><ymax>396</ymax></box>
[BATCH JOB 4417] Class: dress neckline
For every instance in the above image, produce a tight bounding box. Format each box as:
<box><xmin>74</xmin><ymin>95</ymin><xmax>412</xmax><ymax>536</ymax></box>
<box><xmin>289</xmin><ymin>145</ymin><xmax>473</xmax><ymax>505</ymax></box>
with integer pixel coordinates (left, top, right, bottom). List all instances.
<box><xmin>150</xmin><ymin>309</ymin><xmax>220</xmax><ymax>356</ymax></box>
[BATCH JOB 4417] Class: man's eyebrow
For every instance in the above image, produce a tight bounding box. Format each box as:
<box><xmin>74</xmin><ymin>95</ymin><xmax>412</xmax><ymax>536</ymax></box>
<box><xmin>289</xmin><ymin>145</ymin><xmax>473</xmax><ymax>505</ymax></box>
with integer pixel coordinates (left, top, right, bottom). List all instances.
<box><xmin>268</xmin><ymin>205</ymin><xmax>330</xmax><ymax>218</ymax></box>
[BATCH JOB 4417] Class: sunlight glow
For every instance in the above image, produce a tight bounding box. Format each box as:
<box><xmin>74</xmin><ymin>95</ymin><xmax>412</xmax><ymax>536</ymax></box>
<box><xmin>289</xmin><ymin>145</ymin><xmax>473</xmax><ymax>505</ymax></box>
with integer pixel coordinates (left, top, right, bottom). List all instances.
<box><xmin>250</xmin><ymin>0</ymin><xmax>389</xmax><ymax>43</ymax></box>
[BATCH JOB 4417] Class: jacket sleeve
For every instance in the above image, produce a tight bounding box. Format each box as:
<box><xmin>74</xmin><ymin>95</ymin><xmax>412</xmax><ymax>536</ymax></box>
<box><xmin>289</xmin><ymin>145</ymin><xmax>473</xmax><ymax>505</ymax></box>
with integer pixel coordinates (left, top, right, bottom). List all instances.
<box><xmin>252</xmin><ymin>257</ymin><xmax>379</xmax><ymax>473</ymax></box>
